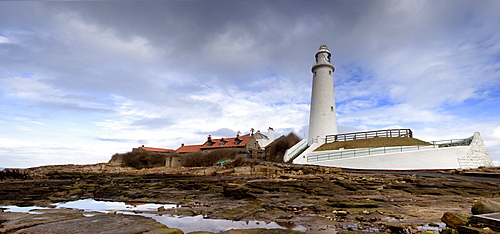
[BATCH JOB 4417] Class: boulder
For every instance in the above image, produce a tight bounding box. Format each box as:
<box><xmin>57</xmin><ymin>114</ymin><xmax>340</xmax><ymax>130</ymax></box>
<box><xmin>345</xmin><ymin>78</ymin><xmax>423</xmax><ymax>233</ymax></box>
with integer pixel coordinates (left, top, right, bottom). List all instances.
<box><xmin>386</xmin><ymin>223</ymin><xmax>405</xmax><ymax>233</ymax></box>
<box><xmin>441</xmin><ymin>212</ymin><xmax>469</xmax><ymax>229</ymax></box>
<box><xmin>222</xmin><ymin>183</ymin><xmax>250</xmax><ymax>199</ymax></box>
<box><xmin>471</xmin><ymin>200</ymin><xmax>500</xmax><ymax>215</ymax></box>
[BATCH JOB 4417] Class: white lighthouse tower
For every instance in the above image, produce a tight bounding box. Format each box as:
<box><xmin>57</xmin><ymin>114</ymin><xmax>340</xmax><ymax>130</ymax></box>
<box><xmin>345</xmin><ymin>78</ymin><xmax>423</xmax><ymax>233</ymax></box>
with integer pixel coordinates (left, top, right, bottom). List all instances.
<box><xmin>308</xmin><ymin>45</ymin><xmax>338</xmax><ymax>143</ymax></box>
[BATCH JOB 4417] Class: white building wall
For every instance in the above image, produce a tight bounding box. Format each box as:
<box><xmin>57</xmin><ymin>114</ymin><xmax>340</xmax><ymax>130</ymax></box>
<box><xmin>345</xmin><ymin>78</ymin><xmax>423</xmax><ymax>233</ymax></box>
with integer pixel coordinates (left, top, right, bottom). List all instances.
<box><xmin>308</xmin><ymin>45</ymin><xmax>337</xmax><ymax>143</ymax></box>
<box><xmin>458</xmin><ymin>132</ymin><xmax>494</xmax><ymax>168</ymax></box>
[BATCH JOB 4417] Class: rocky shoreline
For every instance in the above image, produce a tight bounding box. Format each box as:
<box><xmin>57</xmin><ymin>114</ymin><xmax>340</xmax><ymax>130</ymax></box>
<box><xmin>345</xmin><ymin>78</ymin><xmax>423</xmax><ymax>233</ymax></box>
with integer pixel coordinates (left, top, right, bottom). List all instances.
<box><xmin>1</xmin><ymin>161</ymin><xmax>499</xmax><ymax>233</ymax></box>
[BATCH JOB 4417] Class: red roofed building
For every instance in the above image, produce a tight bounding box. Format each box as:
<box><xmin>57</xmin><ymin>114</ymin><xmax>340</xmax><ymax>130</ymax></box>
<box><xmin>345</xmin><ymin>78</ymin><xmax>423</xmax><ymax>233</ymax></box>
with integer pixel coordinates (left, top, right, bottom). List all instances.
<box><xmin>175</xmin><ymin>144</ymin><xmax>202</xmax><ymax>153</ymax></box>
<box><xmin>135</xmin><ymin>146</ymin><xmax>175</xmax><ymax>153</ymax></box>
<box><xmin>132</xmin><ymin>145</ymin><xmax>181</xmax><ymax>167</ymax></box>
<box><xmin>175</xmin><ymin>131</ymin><xmax>264</xmax><ymax>158</ymax></box>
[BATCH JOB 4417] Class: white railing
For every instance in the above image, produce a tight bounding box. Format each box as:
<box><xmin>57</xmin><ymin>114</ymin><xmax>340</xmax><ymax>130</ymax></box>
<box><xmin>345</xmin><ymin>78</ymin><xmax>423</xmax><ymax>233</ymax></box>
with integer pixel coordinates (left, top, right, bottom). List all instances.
<box><xmin>307</xmin><ymin>138</ymin><xmax>472</xmax><ymax>163</ymax></box>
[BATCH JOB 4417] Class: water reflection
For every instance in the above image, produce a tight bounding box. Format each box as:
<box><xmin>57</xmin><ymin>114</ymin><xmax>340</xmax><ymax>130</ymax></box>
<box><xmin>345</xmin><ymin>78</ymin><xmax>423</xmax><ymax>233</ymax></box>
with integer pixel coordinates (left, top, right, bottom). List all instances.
<box><xmin>54</xmin><ymin>199</ymin><xmax>176</xmax><ymax>213</ymax></box>
<box><xmin>1</xmin><ymin>199</ymin><xmax>307</xmax><ymax>233</ymax></box>
<box><xmin>145</xmin><ymin>214</ymin><xmax>307</xmax><ymax>233</ymax></box>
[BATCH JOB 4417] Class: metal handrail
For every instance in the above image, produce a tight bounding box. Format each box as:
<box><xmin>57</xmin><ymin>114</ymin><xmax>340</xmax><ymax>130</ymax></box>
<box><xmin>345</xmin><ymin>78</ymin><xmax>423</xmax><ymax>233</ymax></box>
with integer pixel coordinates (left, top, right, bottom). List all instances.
<box><xmin>307</xmin><ymin>138</ymin><xmax>472</xmax><ymax>162</ymax></box>
<box><xmin>285</xmin><ymin>140</ymin><xmax>307</xmax><ymax>161</ymax></box>
<box><xmin>286</xmin><ymin>138</ymin><xmax>321</xmax><ymax>163</ymax></box>
<box><xmin>325</xmin><ymin>129</ymin><xmax>413</xmax><ymax>144</ymax></box>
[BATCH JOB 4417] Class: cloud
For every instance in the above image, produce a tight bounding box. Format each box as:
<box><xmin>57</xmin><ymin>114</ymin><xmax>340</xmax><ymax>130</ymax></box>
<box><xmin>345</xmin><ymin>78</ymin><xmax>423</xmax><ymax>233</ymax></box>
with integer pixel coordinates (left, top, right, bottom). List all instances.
<box><xmin>0</xmin><ymin>0</ymin><xmax>499</xmax><ymax>168</ymax></box>
<box><xmin>197</xmin><ymin>128</ymin><xmax>237</xmax><ymax>138</ymax></box>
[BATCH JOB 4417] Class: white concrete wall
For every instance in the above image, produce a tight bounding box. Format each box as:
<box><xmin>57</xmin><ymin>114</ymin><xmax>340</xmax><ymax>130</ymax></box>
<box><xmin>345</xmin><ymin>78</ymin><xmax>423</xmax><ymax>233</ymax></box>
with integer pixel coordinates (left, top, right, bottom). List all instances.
<box><xmin>303</xmin><ymin>147</ymin><xmax>468</xmax><ymax>170</ymax></box>
<box><xmin>283</xmin><ymin>139</ymin><xmax>308</xmax><ymax>162</ymax></box>
<box><xmin>292</xmin><ymin>132</ymin><xmax>495</xmax><ymax>170</ymax></box>
<box><xmin>292</xmin><ymin>141</ymin><xmax>322</xmax><ymax>164</ymax></box>
<box><xmin>458</xmin><ymin>132</ymin><xmax>494</xmax><ymax>168</ymax></box>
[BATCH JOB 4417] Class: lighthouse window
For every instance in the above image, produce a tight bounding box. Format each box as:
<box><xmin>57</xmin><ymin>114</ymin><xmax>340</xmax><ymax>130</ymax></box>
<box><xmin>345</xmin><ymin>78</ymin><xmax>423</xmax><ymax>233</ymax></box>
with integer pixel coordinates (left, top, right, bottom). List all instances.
<box><xmin>314</xmin><ymin>71</ymin><xmax>317</xmax><ymax>76</ymax></box>
<box><xmin>329</xmin><ymin>70</ymin><xmax>332</xmax><ymax>75</ymax></box>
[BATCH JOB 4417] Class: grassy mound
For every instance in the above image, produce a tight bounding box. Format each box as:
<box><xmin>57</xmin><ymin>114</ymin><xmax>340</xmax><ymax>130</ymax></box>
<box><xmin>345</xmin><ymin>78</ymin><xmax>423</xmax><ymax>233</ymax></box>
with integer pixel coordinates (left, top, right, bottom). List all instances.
<box><xmin>315</xmin><ymin>137</ymin><xmax>431</xmax><ymax>151</ymax></box>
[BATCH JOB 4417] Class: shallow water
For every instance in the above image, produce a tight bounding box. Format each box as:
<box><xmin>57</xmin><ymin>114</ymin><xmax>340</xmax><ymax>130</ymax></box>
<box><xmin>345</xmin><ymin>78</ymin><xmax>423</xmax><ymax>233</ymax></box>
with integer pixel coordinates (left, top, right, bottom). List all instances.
<box><xmin>1</xmin><ymin>199</ymin><xmax>307</xmax><ymax>233</ymax></box>
<box><xmin>55</xmin><ymin>199</ymin><xmax>176</xmax><ymax>213</ymax></box>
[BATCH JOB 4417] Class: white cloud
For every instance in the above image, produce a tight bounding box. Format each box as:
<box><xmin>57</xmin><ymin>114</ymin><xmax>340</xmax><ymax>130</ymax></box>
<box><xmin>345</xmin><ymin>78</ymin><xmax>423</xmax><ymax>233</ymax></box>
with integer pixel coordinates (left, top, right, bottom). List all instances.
<box><xmin>0</xmin><ymin>1</ymin><xmax>499</xmax><ymax>168</ymax></box>
<box><xmin>0</xmin><ymin>35</ymin><xmax>11</xmax><ymax>44</ymax></box>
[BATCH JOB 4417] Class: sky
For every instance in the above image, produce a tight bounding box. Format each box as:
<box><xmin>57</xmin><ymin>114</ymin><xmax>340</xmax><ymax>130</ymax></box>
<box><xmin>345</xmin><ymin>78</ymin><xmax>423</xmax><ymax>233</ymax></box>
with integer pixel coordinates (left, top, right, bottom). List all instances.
<box><xmin>0</xmin><ymin>0</ymin><xmax>499</xmax><ymax>168</ymax></box>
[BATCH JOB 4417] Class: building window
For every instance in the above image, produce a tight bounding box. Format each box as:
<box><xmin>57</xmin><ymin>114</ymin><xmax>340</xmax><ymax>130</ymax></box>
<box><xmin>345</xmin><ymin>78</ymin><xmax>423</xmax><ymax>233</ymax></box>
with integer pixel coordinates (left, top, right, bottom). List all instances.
<box><xmin>220</xmin><ymin>141</ymin><xmax>227</xmax><ymax>146</ymax></box>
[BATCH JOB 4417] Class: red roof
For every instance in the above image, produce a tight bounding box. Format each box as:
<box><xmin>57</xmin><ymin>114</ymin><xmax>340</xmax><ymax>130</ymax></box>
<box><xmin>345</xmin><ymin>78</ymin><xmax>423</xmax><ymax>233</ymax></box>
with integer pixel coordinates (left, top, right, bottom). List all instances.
<box><xmin>175</xmin><ymin>144</ymin><xmax>202</xmax><ymax>153</ymax></box>
<box><xmin>139</xmin><ymin>147</ymin><xmax>175</xmax><ymax>153</ymax></box>
<box><xmin>200</xmin><ymin>136</ymin><xmax>251</xmax><ymax>150</ymax></box>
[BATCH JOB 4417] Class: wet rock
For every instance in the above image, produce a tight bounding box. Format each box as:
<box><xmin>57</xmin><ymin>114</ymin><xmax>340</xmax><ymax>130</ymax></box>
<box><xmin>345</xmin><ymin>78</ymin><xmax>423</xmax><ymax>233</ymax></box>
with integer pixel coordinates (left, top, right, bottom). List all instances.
<box><xmin>0</xmin><ymin>212</ymin><xmax>82</xmax><ymax>233</ymax></box>
<box><xmin>222</xmin><ymin>183</ymin><xmax>250</xmax><ymax>199</ymax></box>
<box><xmin>338</xmin><ymin>231</ymin><xmax>385</xmax><ymax>234</ymax></box>
<box><xmin>12</xmin><ymin>213</ymin><xmax>181</xmax><ymax>234</ymax></box>
<box><xmin>441</xmin><ymin>227</ymin><xmax>459</xmax><ymax>234</ymax></box>
<box><xmin>441</xmin><ymin>212</ymin><xmax>469</xmax><ymax>229</ymax></box>
<box><xmin>471</xmin><ymin>199</ymin><xmax>500</xmax><ymax>215</ymax></box>
<box><xmin>218</xmin><ymin>228</ymin><xmax>305</xmax><ymax>233</ymax></box>
<box><xmin>457</xmin><ymin>225</ymin><xmax>497</xmax><ymax>234</ymax></box>
<box><xmin>386</xmin><ymin>223</ymin><xmax>405</xmax><ymax>233</ymax></box>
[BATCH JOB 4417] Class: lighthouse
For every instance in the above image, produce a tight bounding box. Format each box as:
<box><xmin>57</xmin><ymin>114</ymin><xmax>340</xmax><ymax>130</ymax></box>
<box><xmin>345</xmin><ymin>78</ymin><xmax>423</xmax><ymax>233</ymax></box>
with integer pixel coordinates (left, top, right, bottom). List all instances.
<box><xmin>308</xmin><ymin>45</ymin><xmax>338</xmax><ymax>143</ymax></box>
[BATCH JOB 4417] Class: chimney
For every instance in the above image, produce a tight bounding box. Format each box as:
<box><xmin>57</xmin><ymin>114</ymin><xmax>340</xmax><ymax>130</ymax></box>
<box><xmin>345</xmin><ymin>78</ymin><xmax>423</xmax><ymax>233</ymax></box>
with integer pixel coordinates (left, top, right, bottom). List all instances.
<box><xmin>208</xmin><ymin>135</ymin><xmax>212</xmax><ymax>141</ymax></box>
<box><xmin>236</xmin><ymin>131</ymin><xmax>241</xmax><ymax>138</ymax></box>
<box><xmin>181</xmin><ymin>143</ymin><xmax>184</xmax><ymax>147</ymax></box>
<box><xmin>268</xmin><ymin>127</ymin><xmax>275</xmax><ymax>142</ymax></box>
<box><xmin>250</xmin><ymin>128</ymin><xmax>255</xmax><ymax>136</ymax></box>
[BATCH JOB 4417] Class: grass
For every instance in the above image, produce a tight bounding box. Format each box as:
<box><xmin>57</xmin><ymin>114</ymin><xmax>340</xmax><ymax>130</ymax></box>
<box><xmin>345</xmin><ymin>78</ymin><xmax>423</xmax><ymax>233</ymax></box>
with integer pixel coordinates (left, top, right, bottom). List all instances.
<box><xmin>315</xmin><ymin>137</ymin><xmax>431</xmax><ymax>151</ymax></box>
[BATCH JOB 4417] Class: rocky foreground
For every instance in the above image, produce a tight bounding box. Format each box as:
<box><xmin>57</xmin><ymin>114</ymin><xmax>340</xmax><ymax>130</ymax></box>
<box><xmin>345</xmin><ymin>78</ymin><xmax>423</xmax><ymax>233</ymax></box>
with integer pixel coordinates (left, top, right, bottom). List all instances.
<box><xmin>1</xmin><ymin>161</ymin><xmax>499</xmax><ymax>233</ymax></box>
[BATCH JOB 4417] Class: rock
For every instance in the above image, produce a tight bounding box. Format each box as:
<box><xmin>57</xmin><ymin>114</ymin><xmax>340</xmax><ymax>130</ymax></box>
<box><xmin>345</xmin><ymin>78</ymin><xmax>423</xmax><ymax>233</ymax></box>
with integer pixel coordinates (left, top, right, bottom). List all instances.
<box><xmin>457</xmin><ymin>225</ymin><xmax>497</xmax><ymax>234</ymax></box>
<box><xmin>441</xmin><ymin>227</ymin><xmax>459</xmax><ymax>234</ymax></box>
<box><xmin>107</xmin><ymin>210</ymin><xmax>117</xmax><ymax>215</ymax></box>
<box><xmin>441</xmin><ymin>212</ymin><xmax>469</xmax><ymax>229</ymax></box>
<box><xmin>218</xmin><ymin>228</ymin><xmax>305</xmax><ymax>233</ymax></box>
<box><xmin>0</xmin><ymin>212</ymin><xmax>81</xmax><ymax>233</ymax></box>
<box><xmin>471</xmin><ymin>199</ymin><xmax>500</xmax><ymax>215</ymax></box>
<box><xmin>386</xmin><ymin>223</ymin><xmax>405</xmax><ymax>233</ymax></box>
<box><xmin>222</xmin><ymin>183</ymin><xmax>250</xmax><ymax>199</ymax></box>
<box><xmin>158</xmin><ymin>206</ymin><xmax>166</xmax><ymax>212</ymax></box>
<box><xmin>11</xmin><ymin>213</ymin><xmax>181</xmax><ymax>234</ymax></box>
